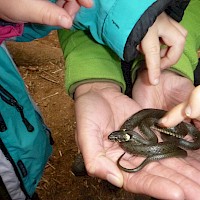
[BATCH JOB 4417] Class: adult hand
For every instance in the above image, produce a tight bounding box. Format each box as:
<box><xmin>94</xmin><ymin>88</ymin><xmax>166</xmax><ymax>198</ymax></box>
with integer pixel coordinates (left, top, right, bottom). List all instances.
<box><xmin>0</xmin><ymin>0</ymin><xmax>93</xmax><ymax>28</ymax></box>
<box><xmin>74</xmin><ymin>82</ymin><xmax>141</xmax><ymax>187</ymax></box>
<box><xmin>138</xmin><ymin>12</ymin><xmax>187</xmax><ymax>85</ymax></box>
<box><xmin>131</xmin><ymin>69</ymin><xmax>200</xmax><ymax>199</ymax></box>
<box><xmin>132</xmin><ymin>68</ymin><xmax>194</xmax><ymax>110</ymax></box>
<box><xmin>74</xmin><ymin>81</ymin><xmax>200</xmax><ymax>199</ymax></box>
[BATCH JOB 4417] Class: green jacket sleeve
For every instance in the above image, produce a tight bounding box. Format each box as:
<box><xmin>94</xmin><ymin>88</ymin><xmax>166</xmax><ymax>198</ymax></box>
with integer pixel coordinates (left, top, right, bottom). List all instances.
<box><xmin>58</xmin><ymin>30</ymin><xmax>125</xmax><ymax>97</ymax></box>
<box><xmin>171</xmin><ymin>0</ymin><xmax>200</xmax><ymax>82</ymax></box>
<box><xmin>132</xmin><ymin>0</ymin><xmax>200</xmax><ymax>83</ymax></box>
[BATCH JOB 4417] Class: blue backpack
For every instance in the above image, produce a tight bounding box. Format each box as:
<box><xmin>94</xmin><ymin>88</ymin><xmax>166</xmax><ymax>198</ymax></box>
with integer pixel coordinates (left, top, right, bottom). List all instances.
<box><xmin>0</xmin><ymin>43</ymin><xmax>53</xmax><ymax>199</ymax></box>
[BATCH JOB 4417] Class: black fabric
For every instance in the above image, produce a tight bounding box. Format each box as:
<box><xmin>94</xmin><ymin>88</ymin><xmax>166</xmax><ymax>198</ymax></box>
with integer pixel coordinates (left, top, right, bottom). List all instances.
<box><xmin>124</xmin><ymin>0</ymin><xmax>190</xmax><ymax>62</ymax></box>
<box><xmin>0</xmin><ymin>112</ymin><xmax>7</xmax><ymax>132</ymax></box>
<box><xmin>121</xmin><ymin>60</ymin><xmax>133</xmax><ymax>98</ymax></box>
<box><xmin>31</xmin><ymin>193</ymin><xmax>41</xmax><ymax>200</ymax></box>
<box><xmin>165</xmin><ymin>0</ymin><xmax>190</xmax><ymax>22</ymax></box>
<box><xmin>0</xmin><ymin>176</ymin><xmax>12</xmax><ymax>200</ymax></box>
<box><xmin>0</xmin><ymin>19</ymin><xmax>17</xmax><ymax>27</ymax></box>
<box><xmin>194</xmin><ymin>59</ymin><xmax>200</xmax><ymax>86</ymax></box>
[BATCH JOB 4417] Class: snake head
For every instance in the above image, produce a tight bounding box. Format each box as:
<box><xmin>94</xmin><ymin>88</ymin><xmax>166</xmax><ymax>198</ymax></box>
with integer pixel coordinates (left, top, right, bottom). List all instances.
<box><xmin>108</xmin><ymin>129</ymin><xmax>131</xmax><ymax>142</ymax></box>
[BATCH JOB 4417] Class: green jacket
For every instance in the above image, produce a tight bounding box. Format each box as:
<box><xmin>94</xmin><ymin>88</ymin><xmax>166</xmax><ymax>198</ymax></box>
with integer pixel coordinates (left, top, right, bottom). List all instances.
<box><xmin>58</xmin><ymin>0</ymin><xmax>200</xmax><ymax>97</ymax></box>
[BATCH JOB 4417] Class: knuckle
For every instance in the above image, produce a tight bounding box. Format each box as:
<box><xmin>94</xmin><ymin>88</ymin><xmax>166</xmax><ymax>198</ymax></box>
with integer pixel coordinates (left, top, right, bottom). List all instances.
<box><xmin>183</xmin><ymin>29</ymin><xmax>188</xmax><ymax>37</ymax></box>
<box><xmin>39</xmin><ymin>7</ymin><xmax>54</xmax><ymax>25</ymax></box>
<box><xmin>176</xmin><ymin>35</ymin><xmax>186</xmax><ymax>46</ymax></box>
<box><xmin>148</xmin><ymin>45</ymin><xmax>160</xmax><ymax>55</ymax></box>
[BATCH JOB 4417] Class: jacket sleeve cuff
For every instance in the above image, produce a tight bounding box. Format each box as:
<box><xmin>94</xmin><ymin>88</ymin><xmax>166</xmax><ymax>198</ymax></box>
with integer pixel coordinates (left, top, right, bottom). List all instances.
<box><xmin>65</xmin><ymin>57</ymin><xmax>126</xmax><ymax>97</ymax></box>
<box><xmin>170</xmin><ymin>0</ymin><xmax>200</xmax><ymax>82</ymax></box>
<box><xmin>58</xmin><ymin>30</ymin><xmax>126</xmax><ymax>97</ymax></box>
<box><xmin>131</xmin><ymin>34</ymin><xmax>198</xmax><ymax>83</ymax></box>
<box><xmin>171</xmin><ymin>34</ymin><xmax>199</xmax><ymax>82</ymax></box>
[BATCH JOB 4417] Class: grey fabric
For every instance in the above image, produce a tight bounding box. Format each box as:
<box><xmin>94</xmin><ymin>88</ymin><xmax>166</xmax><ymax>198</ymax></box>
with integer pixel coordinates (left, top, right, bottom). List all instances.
<box><xmin>0</xmin><ymin>149</ymin><xmax>26</xmax><ymax>200</ymax></box>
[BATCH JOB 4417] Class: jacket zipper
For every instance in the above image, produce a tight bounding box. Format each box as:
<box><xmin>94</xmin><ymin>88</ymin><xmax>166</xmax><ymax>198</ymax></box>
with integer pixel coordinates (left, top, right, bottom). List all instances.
<box><xmin>0</xmin><ymin>84</ymin><xmax>34</xmax><ymax>132</ymax></box>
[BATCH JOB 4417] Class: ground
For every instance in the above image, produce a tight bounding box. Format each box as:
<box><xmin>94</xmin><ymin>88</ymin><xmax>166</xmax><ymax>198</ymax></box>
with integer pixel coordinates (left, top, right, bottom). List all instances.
<box><xmin>6</xmin><ymin>32</ymin><xmax>151</xmax><ymax>200</ymax></box>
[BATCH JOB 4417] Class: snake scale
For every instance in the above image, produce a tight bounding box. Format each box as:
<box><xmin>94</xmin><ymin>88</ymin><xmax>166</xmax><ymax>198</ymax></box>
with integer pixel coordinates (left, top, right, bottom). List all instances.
<box><xmin>108</xmin><ymin>108</ymin><xmax>200</xmax><ymax>172</ymax></box>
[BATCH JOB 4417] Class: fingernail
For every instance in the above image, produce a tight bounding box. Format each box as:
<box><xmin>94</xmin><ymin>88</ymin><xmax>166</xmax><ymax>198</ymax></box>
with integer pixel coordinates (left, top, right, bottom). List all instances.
<box><xmin>153</xmin><ymin>78</ymin><xmax>159</xmax><ymax>85</ymax></box>
<box><xmin>158</xmin><ymin>117</ymin><xmax>167</xmax><ymax>127</ymax></box>
<box><xmin>59</xmin><ymin>15</ymin><xmax>72</xmax><ymax>28</ymax></box>
<box><xmin>185</xmin><ymin>106</ymin><xmax>191</xmax><ymax>117</ymax></box>
<box><xmin>86</xmin><ymin>0</ymin><xmax>93</xmax><ymax>6</ymax></box>
<box><xmin>107</xmin><ymin>174</ymin><xmax>123</xmax><ymax>188</ymax></box>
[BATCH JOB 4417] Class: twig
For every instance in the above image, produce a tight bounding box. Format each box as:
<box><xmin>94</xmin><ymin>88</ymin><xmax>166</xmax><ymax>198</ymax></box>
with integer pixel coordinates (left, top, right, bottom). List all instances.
<box><xmin>41</xmin><ymin>70</ymin><xmax>58</xmax><ymax>79</ymax></box>
<box><xmin>22</xmin><ymin>70</ymin><xmax>28</xmax><ymax>80</ymax></box>
<box><xmin>52</xmin><ymin>68</ymin><xmax>62</xmax><ymax>74</ymax></box>
<box><xmin>47</xmin><ymin>162</ymin><xmax>55</xmax><ymax>170</ymax></box>
<box><xmin>39</xmin><ymin>92</ymin><xmax>59</xmax><ymax>101</ymax></box>
<box><xmin>39</xmin><ymin>74</ymin><xmax>59</xmax><ymax>84</ymax></box>
<box><xmin>58</xmin><ymin>150</ymin><xmax>63</xmax><ymax>157</ymax></box>
<box><xmin>41</xmin><ymin>177</ymin><xmax>49</xmax><ymax>184</ymax></box>
<box><xmin>52</xmin><ymin>178</ymin><xmax>61</xmax><ymax>185</ymax></box>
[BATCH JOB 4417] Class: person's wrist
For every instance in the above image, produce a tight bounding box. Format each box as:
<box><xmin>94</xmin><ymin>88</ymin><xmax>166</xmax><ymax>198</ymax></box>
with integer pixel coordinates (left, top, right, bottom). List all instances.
<box><xmin>74</xmin><ymin>82</ymin><xmax>121</xmax><ymax>99</ymax></box>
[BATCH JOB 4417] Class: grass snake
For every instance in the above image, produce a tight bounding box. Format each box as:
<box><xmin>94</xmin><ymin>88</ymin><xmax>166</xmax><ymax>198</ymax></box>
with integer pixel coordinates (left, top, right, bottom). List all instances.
<box><xmin>108</xmin><ymin>108</ymin><xmax>200</xmax><ymax>173</ymax></box>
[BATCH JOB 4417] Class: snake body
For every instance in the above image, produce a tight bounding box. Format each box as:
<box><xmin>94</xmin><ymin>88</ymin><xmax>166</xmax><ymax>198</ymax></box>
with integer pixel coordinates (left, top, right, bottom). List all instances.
<box><xmin>108</xmin><ymin>108</ymin><xmax>200</xmax><ymax>172</ymax></box>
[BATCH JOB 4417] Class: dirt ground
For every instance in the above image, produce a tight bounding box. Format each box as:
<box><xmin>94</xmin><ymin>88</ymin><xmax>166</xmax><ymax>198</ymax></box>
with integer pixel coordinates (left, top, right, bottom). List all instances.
<box><xmin>6</xmin><ymin>32</ymin><xmax>152</xmax><ymax>200</ymax></box>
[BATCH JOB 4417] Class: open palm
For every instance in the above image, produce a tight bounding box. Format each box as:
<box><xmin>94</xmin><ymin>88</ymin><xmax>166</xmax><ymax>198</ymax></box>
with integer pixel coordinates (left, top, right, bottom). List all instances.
<box><xmin>131</xmin><ymin>69</ymin><xmax>200</xmax><ymax>199</ymax></box>
<box><xmin>74</xmin><ymin>80</ymin><xmax>200</xmax><ymax>199</ymax></box>
<box><xmin>132</xmin><ymin>69</ymin><xmax>194</xmax><ymax>110</ymax></box>
<box><xmin>74</xmin><ymin>82</ymin><xmax>141</xmax><ymax>185</ymax></box>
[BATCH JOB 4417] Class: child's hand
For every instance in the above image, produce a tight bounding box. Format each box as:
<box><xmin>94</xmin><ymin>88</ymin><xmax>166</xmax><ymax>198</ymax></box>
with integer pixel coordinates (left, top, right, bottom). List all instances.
<box><xmin>0</xmin><ymin>0</ymin><xmax>93</xmax><ymax>29</ymax></box>
<box><xmin>138</xmin><ymin>12</ymin><xmax>187</xmax><ymax>85</ymax></box>
<box><xmin>159</xmin><ymin>85</ymin><xmax>200</xmax><ymax>128</ymax></box>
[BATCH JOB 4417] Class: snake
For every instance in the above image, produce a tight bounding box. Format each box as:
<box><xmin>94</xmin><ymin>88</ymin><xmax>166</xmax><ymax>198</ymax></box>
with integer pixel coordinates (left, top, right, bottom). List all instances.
<box><xmin>108</xmin><ymin>108</ymin><xmax>200</xmax><ymax>172</ymax></box>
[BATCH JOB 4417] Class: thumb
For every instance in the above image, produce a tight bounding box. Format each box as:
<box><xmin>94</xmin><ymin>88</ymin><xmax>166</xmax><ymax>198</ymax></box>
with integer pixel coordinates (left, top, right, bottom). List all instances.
<box><xmin>4</xmin><ymin>0</ymin><xmax>73</xmax><ymax>28</ymax></box>
<box><xmin>23</xmin><ymin>0</ymin><xmax>93</xmax><ymax>28</ymax></box>
<box><xmin>77</xmin><ymin>127</ymin><xmax>123</xmax><ymax>188</ymax></box>
<box><xmin>23</xmin><ymin>0</ymin><xmax>73</xmax><ymax>28</ymax></box>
